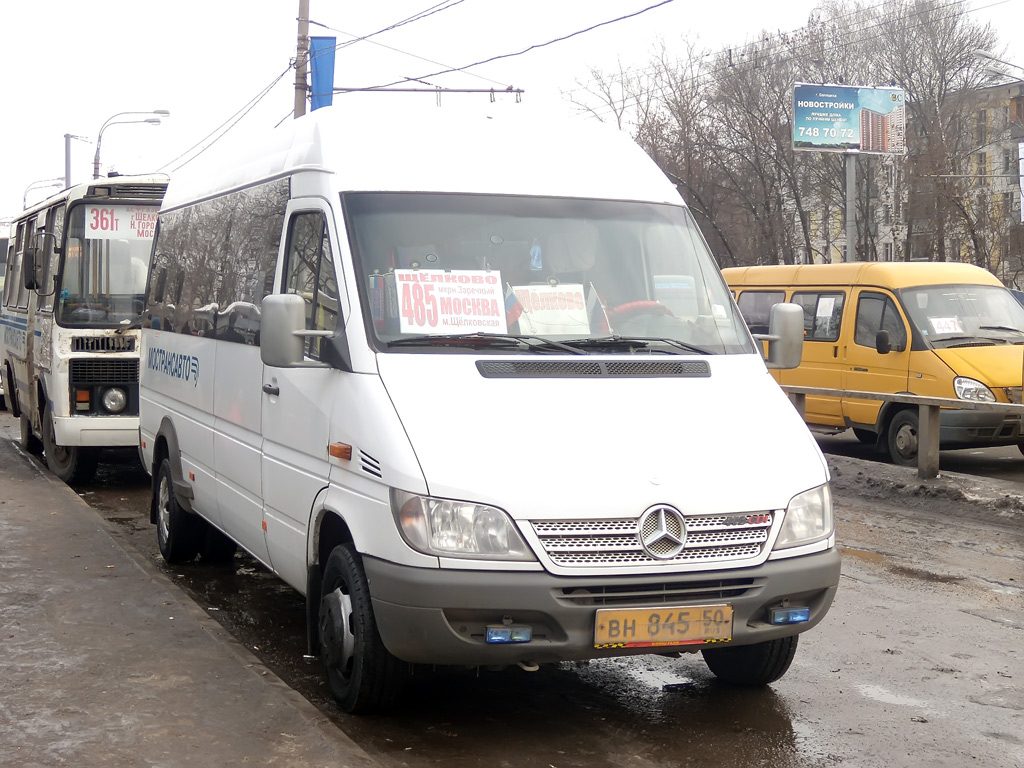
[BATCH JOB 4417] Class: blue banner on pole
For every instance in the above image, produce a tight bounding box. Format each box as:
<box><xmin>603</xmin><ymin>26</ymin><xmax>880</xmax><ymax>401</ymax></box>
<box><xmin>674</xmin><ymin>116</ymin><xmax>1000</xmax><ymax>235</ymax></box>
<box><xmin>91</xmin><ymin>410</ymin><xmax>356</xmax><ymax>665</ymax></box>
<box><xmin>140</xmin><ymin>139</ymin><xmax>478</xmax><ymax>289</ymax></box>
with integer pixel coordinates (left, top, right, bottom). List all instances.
<box><xmin>310</xmin><ymin>37</ymin><xmax>336</xmax><ymax>111</ymax></box>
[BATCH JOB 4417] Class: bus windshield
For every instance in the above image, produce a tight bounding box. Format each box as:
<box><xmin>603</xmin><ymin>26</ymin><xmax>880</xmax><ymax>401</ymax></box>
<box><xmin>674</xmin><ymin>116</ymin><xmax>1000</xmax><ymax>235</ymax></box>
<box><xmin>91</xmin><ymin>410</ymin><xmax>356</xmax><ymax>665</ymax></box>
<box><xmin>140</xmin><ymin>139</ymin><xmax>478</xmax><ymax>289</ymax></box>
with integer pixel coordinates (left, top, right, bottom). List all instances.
<box><xmin>345</xmin><ymin>193</ymin><xmax>751</xmax><ymax>355</ymax></box>
<box><xmin>901</xmin><ymin>283</ymin><xmax>1024</xmax><ymax>348</ymax></box>
<box><xmin>57</xmin><ymin>202</ymin><xmax>158</xmax><ymax>327</ymax></box>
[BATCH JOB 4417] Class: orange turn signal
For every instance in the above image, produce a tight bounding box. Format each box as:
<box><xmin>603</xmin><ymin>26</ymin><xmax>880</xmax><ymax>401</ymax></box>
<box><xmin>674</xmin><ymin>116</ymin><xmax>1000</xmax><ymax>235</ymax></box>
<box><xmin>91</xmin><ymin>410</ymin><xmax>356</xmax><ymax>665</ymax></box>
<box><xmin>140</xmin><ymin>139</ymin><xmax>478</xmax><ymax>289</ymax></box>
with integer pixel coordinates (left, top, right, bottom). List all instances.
<box><xmin>329</xmin><ymin>443</ymin><xmax>352</xmax><ymax>461</ymax></box>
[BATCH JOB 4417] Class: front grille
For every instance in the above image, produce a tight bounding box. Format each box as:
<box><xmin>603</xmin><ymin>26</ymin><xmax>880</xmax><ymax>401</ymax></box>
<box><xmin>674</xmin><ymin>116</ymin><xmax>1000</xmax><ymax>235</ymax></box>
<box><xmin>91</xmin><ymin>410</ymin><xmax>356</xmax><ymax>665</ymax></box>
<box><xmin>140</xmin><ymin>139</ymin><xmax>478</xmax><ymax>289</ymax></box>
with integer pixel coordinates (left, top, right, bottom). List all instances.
<box><xmin>72</xmin><ymin>336</ymin><xmax>136</xmax><ymax>353</ymax></box>
<box><xmin>477</xmin><ymin>360</ymin><xmax>711</xmax><ymax>378</ymax></box>
<box><xmin>555</xmin><ymin>577</ymin><xmax>759</xmax><ymax>607</ymax></box>
<box><xmin>69</xmin><ymin>359</ymin><xmax>139</xmax><ymax>386</ymax></box>
<box><xmin>1005</xmin><ymin>387</ymin><xmax>1022</xmax><ymax>405</ymax></box>
<box><xmin>530</xmin><ymin>513</ymin><xmax>774</xmax><ymax>568</ymax></box>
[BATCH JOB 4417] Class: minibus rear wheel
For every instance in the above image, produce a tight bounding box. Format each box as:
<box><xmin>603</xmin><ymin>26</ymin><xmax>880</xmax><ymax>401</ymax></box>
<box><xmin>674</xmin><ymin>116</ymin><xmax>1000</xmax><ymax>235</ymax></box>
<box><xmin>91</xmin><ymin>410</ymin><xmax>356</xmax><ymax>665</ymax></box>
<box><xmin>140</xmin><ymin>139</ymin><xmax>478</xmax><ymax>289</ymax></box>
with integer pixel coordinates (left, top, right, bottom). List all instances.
<box><xmin>701</xmin><ymin>635</ymin><xmax>798</xmax><ymax>686</ymax></box>
<box><xmin>886</xmin><ymin>410</ymin><xmax>919</xmax><ymax>467</ymax></box>
<box><xmin>319</xmin><ymin>543</ymin><xmax>405</xmax><ymax>713</ymax></box>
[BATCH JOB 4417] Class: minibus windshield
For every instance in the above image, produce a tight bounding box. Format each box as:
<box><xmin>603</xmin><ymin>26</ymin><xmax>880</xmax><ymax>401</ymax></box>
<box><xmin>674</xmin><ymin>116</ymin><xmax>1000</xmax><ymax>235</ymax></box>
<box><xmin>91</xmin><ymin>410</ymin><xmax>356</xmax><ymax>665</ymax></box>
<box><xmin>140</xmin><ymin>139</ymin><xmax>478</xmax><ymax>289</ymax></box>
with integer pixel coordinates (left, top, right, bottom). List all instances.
<box><xmin>57</xmin><ymin>202</ymin><xmax>158</xmax><ymax>327</ymax></box>
<box><xmin>901</xmin><ymin>283</ymin><xmax>1024</xmax><ymax>348</ymax></box>
<box><xmin>345</xmin><ymin>193</ymin><xmax>752</xmax><ymax>355</ymax></box>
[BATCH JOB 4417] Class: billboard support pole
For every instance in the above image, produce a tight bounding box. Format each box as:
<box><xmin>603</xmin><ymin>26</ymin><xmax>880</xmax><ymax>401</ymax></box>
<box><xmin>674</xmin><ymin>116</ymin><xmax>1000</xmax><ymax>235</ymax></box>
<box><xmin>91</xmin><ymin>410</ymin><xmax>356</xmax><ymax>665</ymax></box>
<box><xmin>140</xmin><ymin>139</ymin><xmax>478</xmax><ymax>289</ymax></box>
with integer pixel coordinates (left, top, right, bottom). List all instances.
<box><xmin>845</xmin><ymin>150</ymin><xmax>858</xmax><ymax>262</ymax></box>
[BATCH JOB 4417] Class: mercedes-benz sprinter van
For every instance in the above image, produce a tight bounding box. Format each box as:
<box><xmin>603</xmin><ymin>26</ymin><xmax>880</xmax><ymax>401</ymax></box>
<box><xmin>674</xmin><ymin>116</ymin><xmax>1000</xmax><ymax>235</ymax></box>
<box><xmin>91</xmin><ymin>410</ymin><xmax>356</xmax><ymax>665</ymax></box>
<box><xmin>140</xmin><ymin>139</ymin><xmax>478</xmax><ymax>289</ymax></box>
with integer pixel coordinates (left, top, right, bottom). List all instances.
<box><xmin>139</xmin><ymin>105</ymin><xmax>839</xmax><ymax>713</ymax></box>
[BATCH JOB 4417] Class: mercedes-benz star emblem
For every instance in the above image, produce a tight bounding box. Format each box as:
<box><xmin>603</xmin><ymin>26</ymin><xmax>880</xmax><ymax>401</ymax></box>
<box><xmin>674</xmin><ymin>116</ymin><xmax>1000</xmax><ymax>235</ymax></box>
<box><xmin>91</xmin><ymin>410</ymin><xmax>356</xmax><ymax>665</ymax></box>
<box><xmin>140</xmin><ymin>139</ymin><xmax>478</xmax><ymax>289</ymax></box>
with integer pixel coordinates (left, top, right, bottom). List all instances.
<box><xmin>637</xmin><ymin>505</ymin><xmax>687</xmax><ymax>560</ymax></box>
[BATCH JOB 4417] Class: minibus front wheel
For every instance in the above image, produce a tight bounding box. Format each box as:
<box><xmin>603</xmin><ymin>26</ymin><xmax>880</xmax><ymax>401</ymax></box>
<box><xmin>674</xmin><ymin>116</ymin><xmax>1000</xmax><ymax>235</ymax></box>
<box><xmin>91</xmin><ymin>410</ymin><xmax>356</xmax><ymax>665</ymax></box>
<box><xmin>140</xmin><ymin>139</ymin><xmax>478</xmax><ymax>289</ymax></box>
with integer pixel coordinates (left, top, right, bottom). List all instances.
<box><xmin>42</xmin><ymin>402</ymin><xmax>98</xmax><ymax>483</ymax></box>
<box><xmin>887</xmin><ymin>410</ymin><xmax>919</xmax><ymax>467</ymax></box>
<box><xmin>319</xmin><ymin>543</ymin><xmax>405</xmax><ymax>714</ymax></box>
<box><xmin>701</xmin><ymin>635</ymin><xmax>798</xmax><ymax>686</ymax></box>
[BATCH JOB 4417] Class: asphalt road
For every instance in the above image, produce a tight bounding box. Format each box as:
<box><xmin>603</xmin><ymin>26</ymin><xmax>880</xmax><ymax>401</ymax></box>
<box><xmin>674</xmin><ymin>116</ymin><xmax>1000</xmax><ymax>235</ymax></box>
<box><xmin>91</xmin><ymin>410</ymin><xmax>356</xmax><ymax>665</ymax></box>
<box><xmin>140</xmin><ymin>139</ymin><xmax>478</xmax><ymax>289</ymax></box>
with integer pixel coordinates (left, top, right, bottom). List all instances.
<box><xmin>2</xmin><ymin>410</ymin><xmax>1022</xmax><ymax>768</ymax></box>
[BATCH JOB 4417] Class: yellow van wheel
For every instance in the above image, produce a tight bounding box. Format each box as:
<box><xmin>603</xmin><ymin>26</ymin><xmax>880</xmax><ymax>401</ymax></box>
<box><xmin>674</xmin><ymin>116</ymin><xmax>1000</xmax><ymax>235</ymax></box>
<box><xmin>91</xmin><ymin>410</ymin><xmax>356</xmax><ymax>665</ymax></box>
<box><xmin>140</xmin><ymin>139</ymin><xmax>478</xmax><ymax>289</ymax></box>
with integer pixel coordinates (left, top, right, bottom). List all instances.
<box><xmin>887</xmin><ymin>410</ymin><xmax>919</xmax><ymax>467</ymax></box>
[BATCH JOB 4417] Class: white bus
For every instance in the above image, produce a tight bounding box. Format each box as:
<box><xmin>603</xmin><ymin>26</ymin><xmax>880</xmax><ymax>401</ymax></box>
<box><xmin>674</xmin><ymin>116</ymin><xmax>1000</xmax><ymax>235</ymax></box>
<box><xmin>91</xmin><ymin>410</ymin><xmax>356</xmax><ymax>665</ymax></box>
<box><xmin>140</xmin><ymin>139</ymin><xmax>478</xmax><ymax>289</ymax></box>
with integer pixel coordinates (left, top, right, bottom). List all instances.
<box><xmin>1</xmin><ymin>175</ymin><xmax>167</xmax><ymax>482</ymax></box>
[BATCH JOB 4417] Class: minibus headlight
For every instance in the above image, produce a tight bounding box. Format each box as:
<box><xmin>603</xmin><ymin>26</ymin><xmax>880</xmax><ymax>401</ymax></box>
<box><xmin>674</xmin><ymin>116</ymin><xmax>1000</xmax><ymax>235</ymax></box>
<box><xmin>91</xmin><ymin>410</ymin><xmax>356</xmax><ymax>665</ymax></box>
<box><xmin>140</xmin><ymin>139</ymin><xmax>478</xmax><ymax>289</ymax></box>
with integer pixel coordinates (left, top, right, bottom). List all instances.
<box><xmin>953</xmin><ymin>377</ymin><xmax>996</xmax><ymax>402</ymax></box>
<box><xmin>774</xmin><ymin>484</ymin><xmax>833</xmax><ymax>550</ymax></box>
<box><xmin>391</xmin><ymin>490</ymin><xmax>536</xmax><ymax>561</ymax></box>
<box><xmin>101</xmin><ymin>387</ymin><xmax>128</xmax><ymax>414</ymax></box>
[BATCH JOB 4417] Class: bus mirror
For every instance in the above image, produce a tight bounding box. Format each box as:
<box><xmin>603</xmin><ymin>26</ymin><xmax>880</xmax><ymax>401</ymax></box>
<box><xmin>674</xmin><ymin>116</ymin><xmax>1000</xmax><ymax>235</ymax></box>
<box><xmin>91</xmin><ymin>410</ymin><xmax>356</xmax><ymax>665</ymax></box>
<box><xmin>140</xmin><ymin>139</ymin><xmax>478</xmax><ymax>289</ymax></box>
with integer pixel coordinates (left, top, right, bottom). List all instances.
<box><xmin>23</xmin><ymin>248</ymin><xmax>39</xmax><ymax>290</ymax></box>
<box><xmin>764</xmin><ymin>302</ymin><xmax>803</xmax><ymax>370</ymax></box>
<box><xmin>260</xmin><ymin>293</ymin><xmax>307</xmax><ymax>368</ymax></box>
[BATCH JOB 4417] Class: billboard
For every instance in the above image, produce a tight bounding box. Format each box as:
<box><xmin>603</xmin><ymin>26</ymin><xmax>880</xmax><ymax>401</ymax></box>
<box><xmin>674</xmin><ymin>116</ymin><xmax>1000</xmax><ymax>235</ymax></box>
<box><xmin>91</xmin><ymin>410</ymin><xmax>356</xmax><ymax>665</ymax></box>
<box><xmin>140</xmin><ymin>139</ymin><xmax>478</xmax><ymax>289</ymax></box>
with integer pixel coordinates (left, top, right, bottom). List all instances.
<box><xmin>793</xmin><ymin>83</ymin><xmax>906</xmax><ymax>155</ymax></box>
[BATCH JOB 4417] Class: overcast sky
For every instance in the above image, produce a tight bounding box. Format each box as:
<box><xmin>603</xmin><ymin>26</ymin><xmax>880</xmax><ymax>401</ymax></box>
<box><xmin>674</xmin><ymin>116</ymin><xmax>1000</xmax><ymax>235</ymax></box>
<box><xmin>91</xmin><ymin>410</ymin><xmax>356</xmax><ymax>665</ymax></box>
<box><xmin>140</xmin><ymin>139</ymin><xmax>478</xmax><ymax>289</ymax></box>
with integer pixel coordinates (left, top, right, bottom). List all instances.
<box><xmin>1</xmin><ymin>0</ymin><xmax>1020</xmax><ymax>231</ymax></box>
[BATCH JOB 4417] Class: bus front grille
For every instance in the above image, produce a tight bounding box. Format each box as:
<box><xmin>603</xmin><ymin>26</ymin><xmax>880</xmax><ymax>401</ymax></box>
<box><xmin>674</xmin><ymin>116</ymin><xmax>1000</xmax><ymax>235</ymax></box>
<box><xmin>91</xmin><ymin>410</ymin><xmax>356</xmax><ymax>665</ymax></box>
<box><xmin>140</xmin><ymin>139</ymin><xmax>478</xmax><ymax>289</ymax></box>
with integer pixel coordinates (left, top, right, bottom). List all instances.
<box><xmin>69</xmin><ymin>359</ymin><xmax>139</xmax><ymax>386</ymax></box>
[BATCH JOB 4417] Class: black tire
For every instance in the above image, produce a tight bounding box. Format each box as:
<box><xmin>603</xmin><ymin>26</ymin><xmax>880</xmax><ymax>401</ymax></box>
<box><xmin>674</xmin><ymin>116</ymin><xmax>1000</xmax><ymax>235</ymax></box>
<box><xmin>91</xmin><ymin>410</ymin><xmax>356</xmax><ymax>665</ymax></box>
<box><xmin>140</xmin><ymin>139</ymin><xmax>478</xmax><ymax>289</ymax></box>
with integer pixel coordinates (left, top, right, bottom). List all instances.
<box><xmin>319</xmin><ymin>543</ymin><xmax>405</xmax><ymax>714</ymax></box>
<box><xmin>702</xmin><ymin>635</ymin><xmax>798</xmax><ymax>686</ymax></box>
<box><xmin>20</xmin><ymin>412</ymin><xmax>43</xmax><ymax>455</ymax></box>
<box><xmin>852</xmin><ymin>428</ymin><xmax>877</xmax><ymax>445</ymax></box>
<box><xmin>1017</xmin><ymin>442</ymin><xmax>1024</xmax><ymax>458</ymax></box>
<box><xmin>199</xmin><ymin>526</ymin><xmax>238</xmax><ymax>564</ymax></box>
<box><xmin>886</xmin><ymin>410</ymin><xmax>919</xmax><ymax>467</ymax></box>
<box><xmin>154</xmin><ymin>458</ymin><xmax>202</xmax><ymax>563</ymax></box>
<box><xmin>42</xmin><ymin>401</ymin><xmax>98</xmax><ymax>483</ymax></box>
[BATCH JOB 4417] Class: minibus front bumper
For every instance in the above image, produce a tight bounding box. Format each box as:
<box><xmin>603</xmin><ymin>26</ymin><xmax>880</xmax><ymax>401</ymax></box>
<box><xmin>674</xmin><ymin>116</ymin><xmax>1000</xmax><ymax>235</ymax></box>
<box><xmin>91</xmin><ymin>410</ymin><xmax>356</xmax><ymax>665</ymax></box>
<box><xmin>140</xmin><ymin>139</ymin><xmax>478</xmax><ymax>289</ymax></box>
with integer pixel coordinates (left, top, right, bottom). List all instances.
<box><xmin>365</xmin><ymin>548</ymin><xmax>841</xmax><ymax>666</ymax></box>
<box><xmin>939</xmin><ymin>408</ymin><xmax>1023</xmax><ymax>447</ymax></box>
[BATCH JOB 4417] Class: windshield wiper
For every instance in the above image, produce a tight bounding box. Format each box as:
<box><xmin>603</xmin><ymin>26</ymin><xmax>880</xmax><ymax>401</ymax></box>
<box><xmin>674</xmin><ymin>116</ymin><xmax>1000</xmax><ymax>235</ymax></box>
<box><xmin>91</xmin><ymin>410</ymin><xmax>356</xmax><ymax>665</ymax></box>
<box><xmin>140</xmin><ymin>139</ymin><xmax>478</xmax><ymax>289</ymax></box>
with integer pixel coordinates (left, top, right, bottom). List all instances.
<box><xmin>978</xmin><ymin>325</ymin><xmax>1024</xmax><ymax>335</ymax></box>
<box><xmin>386</xmin><ymin>333</ymin><xmax>585</xmax><ymax>354</ymax></box>
<box><xmin>558</xmin><ymin>335</ymin><xmax>714</xmax><ymax>355</ymax></box>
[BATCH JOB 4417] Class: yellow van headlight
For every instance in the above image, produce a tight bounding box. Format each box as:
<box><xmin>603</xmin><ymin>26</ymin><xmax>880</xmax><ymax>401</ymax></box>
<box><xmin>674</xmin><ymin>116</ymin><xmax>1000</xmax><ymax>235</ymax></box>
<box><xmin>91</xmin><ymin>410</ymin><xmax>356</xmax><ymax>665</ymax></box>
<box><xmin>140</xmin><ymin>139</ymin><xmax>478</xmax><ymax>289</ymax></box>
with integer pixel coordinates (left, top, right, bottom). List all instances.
<box><xmin>954</xmin><ymin>377</ymin><xmax>996</xmax><ymax>402</ymax></box>
<box><xmin>391</xmin><ymin>490</ymin><xmax>536</xmax><ymax>561</ymax></box>
<box><xmin>775</xmin><ymin>484</ymin><xmax>833</xmax><ymax>549</ymax></box>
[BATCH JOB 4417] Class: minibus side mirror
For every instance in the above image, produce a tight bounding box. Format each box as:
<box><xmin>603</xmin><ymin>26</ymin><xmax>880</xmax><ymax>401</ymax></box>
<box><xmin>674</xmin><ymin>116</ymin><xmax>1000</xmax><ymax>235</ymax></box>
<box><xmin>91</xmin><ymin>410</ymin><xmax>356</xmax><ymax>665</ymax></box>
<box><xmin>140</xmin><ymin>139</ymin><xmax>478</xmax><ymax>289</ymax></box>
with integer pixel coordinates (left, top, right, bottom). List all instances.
<box><xmin>875</xmin><ymin>330</ymin><xmax>892</xmax><ymax>355</ymax></box>
<box><xmin>760</xmin><ymin>302</ymin><xmax>804</xmax><ymax>370</ymax></box>
<box><xmin>260</xmin><ymin>293</ymin><xmax>330</xmax><ymax>369</ymax></box>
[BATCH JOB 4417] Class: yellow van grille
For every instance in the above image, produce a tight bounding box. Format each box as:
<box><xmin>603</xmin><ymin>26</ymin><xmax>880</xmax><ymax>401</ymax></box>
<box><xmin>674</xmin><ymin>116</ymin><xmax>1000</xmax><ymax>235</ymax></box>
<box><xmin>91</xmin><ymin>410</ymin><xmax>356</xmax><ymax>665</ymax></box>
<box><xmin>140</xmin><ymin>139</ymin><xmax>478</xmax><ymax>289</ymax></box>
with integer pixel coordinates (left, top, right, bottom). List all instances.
<box><xmin>1005</xmin><ymin>387</ymin><xmax>1022</xmax><ymax>405</ymax></box>
<box><xmin>530</xmin><ymin>513</ymin><xmax>774</xmax><ymax>568</ymax></box>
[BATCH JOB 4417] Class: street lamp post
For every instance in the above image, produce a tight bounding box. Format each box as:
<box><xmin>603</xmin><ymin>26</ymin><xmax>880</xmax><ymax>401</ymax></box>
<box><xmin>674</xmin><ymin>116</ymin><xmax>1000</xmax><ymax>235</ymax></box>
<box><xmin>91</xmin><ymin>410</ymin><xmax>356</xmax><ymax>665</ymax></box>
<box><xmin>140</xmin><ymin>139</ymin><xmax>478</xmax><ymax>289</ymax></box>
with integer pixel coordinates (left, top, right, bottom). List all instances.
<box><xmin>92</xmin><ymin>109</ymin><xmax>170</xmax><ymax>179</ymax></box>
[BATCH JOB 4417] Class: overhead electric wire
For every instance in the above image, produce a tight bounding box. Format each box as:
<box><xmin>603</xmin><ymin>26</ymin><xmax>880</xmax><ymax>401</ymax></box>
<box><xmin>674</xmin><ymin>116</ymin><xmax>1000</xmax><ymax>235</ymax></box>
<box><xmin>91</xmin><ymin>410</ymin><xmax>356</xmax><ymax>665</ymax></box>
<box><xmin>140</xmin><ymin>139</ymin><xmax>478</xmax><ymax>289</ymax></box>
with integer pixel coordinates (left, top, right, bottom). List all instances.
<box><xmin>355</xmin><ymin>0</ymin><xmax>677</xmax><ymax>91</ymax></box>
<box><xmin>158</xmin><ymin>65</ymin><xmax>291</xmax><ymax>172</ymax></box>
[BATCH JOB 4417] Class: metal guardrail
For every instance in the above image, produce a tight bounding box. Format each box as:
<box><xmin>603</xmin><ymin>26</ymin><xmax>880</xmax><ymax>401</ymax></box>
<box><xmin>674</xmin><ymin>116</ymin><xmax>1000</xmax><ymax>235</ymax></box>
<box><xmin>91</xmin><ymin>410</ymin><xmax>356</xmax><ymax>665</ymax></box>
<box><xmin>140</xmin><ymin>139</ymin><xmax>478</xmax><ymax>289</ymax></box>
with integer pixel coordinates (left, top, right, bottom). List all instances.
<box><xmin>780</xmin><ymin>385</ymin><xmax>1024</xmax><ymax>479</ymax></box>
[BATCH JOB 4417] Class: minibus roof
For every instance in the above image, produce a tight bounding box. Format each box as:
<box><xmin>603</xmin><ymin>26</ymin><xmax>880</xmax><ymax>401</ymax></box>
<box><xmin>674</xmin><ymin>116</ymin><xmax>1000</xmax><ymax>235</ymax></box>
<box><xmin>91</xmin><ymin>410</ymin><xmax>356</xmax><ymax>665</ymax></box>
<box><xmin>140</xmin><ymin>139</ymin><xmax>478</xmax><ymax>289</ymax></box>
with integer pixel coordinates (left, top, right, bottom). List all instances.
<box><xmin>722</xmin><ymin>261</ymin><xmax>1006</xmax><ymax>290</ymax></box>
<box><xmin>160</xmin><ymin>102</ymin><xmax>684</xmax><ymax>212</ymax></box>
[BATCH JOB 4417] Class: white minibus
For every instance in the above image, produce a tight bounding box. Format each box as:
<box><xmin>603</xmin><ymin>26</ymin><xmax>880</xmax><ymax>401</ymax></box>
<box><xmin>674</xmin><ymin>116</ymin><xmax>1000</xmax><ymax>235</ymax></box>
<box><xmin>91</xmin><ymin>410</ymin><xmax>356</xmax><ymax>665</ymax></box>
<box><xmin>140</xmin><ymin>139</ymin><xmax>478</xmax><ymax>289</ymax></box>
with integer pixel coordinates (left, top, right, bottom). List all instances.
<box><xmin>139</xmin><ymin>106</ymin><xmax>839</xmax><ymax>713</ymax></box>
<box><xmin>2</xmin><ymin>176</ymin><xmax>166</xmax><ymax>481</ymax></box>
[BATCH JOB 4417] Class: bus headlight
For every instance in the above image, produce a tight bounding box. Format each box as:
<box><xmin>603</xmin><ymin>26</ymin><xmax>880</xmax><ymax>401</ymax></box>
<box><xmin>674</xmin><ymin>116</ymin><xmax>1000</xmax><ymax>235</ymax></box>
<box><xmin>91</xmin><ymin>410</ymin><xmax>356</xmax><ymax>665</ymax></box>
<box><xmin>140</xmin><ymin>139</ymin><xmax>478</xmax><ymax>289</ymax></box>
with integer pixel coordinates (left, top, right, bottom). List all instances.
<box><xmin>391</xmin><ymin>490</ymin><xmax>536</xmax><ymax>561</ymax></box>
<box><xmin>101</xmin><ymin>387</ymin><xmax>128</xmax><ymax>414</ymax></box>
<box><xmin>954</xmin><ymin>377</ymin><xmax>996</xmax><ymax>402</ymax></box>
<box><xmin>774</xmin><ymin>484</ymin><xmax>833</xmax><ymax>549</ymax></box>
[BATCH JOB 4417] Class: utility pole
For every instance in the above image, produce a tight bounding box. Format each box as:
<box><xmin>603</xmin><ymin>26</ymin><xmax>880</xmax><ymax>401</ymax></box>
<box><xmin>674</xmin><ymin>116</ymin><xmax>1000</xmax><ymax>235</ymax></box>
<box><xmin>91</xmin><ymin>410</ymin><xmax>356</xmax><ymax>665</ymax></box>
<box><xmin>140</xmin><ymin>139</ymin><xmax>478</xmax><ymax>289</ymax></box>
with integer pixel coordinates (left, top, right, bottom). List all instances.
<box><xmin>294</xmin><ymin>0</ymin><xmax>310</xmax><ymax>118</ymax></box>
<box><xmin>845</xmin><ymin>151</ymin><xmax>858</xmax><ymax>262</ymax></box>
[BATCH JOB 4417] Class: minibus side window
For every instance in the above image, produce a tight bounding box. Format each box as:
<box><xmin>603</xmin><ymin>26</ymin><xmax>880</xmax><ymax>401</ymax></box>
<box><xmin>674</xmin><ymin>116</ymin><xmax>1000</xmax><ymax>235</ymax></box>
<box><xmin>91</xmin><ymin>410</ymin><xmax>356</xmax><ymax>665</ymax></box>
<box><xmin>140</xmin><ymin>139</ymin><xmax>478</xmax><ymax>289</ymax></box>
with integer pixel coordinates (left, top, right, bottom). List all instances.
<box><xmin>855</xmin><ymin>292</ymin><xmax>907</xmax><ymax>351</ymax></box>
<box><xmin>735</xmin><ymin>290</ymin><xmax>785</xmax><ymax>335</ymax></box>
<box><xmin>792</xmin><ymin>291</ymin><xmax>845</xmax><ymax>342</ymax></box>
<box><xmin>283</xmin><ymin>211</ymin><xmax>339</xmax><ymax>360</ymax></box>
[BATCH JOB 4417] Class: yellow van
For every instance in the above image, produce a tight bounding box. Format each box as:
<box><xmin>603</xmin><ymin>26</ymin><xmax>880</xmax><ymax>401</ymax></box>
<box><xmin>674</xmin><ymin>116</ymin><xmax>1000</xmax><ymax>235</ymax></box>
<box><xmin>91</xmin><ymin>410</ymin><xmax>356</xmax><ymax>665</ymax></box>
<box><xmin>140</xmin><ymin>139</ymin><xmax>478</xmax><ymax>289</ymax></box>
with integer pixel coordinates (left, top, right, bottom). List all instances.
<box><xmin>723</xmin><ymin>262</ymin><xmax>1024</xmax><ymax>465</ymax></box>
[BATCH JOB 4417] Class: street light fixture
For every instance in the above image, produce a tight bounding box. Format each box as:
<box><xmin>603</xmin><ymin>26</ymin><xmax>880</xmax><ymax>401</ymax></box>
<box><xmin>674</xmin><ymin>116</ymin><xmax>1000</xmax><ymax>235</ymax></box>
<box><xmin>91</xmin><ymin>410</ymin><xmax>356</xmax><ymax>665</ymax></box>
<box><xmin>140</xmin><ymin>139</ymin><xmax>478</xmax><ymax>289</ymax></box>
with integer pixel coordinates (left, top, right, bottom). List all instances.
<box><xmin>92</xmin><ymin>109</ymin><xmax>170</xmax><ymax>179</ymax></box>
<box><xmin>23</xmin><ymin>177</ymin><xmax>65</xmax><ymax>209</ymax></box>
<box><xmin>973</xmin><ymin>50</ymin><xmax>1024</xmax><ymax>79</ymax></box>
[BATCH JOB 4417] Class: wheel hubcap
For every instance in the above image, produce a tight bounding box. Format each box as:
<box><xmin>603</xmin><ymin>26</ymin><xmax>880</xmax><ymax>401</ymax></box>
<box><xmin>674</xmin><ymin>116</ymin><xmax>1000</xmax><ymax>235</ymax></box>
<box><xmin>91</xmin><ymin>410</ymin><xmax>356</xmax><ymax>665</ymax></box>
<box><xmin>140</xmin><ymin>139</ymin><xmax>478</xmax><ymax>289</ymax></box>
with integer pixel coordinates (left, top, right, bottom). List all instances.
<box><xmin>157</xmin><ymin>476</ymin><xmax>171</xmax><ymax>543</ymax></box>
<box><xmin>319</xmin><ymin>586</ymin><xmax>355</xmax><ymax>672</ymax></box>
<box><xmin>895</xmin><ymin>424</ymin><xmax>917</xmax><ymax>457</ymax></box>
